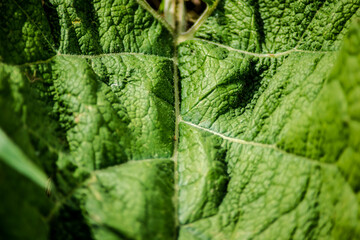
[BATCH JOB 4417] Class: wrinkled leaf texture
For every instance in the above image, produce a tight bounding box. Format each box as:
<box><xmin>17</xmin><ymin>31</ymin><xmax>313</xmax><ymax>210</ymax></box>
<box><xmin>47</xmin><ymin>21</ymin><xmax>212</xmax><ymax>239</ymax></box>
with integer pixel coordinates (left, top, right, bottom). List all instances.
<box><xmin>1</xmin><ymin>0</ymin><xmax>360</xmax><ymax>239</ymax></box>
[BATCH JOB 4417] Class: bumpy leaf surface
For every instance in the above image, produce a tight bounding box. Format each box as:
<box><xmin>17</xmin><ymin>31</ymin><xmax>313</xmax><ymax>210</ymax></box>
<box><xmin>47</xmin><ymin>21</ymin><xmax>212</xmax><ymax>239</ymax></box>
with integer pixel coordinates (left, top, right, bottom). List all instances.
<box><xmin>1</xmin><ymin>0</ymin><xmax>360</xmax><ymax>239</ymax></box>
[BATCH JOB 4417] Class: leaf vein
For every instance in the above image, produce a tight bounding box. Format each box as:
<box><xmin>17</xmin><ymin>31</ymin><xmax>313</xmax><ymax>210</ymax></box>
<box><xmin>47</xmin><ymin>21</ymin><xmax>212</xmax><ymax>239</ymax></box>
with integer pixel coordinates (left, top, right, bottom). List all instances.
<box><xmin>192</xmin><ymin>38</ymin><xmax>333</xmax><ymax>57</ymax></box>
<box><xmin>180</xmin><ymin>119</ymin><xmax>333</xmax><ymax>167</ymax></box>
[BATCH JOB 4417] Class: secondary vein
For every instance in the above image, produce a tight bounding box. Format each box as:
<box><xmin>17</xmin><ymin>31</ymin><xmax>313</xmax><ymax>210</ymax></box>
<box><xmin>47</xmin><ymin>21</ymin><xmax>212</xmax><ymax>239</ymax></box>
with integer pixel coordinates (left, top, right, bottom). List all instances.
<box><xmin>191</xmin><ymin>38</ymin><xmax>333</xmax><ymax>57</ymax></box>
<box><xmin>180</xmin><ymin>119</ymin><xmax>335</xmax><ymax>167</ymax></box>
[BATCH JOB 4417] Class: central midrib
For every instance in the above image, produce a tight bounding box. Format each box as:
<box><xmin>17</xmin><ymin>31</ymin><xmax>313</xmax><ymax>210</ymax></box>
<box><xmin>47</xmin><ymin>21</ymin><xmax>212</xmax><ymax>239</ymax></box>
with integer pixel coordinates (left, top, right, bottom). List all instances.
<box><xmin>171</xmin><ymin>0</ymin><xmax>185</xmax><ymax>237</ymax></box>
<box><xmin>172</xmin><ymin>37</ymin><xmax>181</xmax><ymax>238</ymax></box>
<box><xmin>169</xmin><ymin>0</ymin><xmax>221</xmax><ymax>237</ymax></box>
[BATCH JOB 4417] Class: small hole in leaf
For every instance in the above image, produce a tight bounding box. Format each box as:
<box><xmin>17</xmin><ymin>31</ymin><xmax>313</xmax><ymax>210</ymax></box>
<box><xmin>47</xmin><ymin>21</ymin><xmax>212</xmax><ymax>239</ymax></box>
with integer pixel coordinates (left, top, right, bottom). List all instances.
<box><xmin>145</xmin><ymin>0</ymin><xmax>207</xmax><ymax>31</ymax></box>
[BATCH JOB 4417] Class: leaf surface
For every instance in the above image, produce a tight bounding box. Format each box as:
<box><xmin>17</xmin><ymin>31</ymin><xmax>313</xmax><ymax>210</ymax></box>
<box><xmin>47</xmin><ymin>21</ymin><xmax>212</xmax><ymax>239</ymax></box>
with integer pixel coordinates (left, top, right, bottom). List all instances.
<box><xmin>0</xmin><ymin>0</ymin><xmax>360</xmax><ymax>239</ymax></box>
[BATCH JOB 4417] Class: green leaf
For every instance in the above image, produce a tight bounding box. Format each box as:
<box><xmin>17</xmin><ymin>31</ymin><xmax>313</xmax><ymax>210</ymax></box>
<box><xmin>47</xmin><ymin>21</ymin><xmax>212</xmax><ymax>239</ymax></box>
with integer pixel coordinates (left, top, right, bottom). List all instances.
<box><xmin>0</xmin><ymin>128</ymin><xmax>48</xmax><ymax>188</ymax></box>
<box><xmin>1</xmin><ymin>0</ymin><xmax>360</xmax><ymax>239</ymax></box>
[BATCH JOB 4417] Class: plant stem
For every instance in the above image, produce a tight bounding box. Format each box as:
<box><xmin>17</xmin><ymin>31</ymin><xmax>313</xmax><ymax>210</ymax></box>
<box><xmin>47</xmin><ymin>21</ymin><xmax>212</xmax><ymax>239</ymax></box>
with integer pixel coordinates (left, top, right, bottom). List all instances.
<box><xmin>176</xmin><ymin>0</ymin><xmax>186</xmax><ymax>34</ymax></box>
